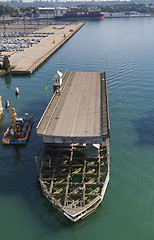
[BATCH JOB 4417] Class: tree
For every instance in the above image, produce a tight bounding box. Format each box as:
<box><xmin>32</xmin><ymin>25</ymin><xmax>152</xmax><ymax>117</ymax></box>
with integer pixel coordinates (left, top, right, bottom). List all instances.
<box><xmin>3</xmin><ymin>56</ymin><xmax>10</xmax><ymax>71</ymax></box>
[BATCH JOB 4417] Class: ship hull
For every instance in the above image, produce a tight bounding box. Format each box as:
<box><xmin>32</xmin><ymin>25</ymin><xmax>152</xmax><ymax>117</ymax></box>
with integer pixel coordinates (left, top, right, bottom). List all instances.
<box><xmin>36</xmin><ymin>139</ymin><xmax>110</xmax><ymax>222</ymax></box>
<box><xmin>55</xmin><ymin>16</ymin><xmax>104</xmax><ymax>20</ymax></box>
<box><xmin>55</xmin><ymin>11</ymin><xmax>104</xmax><ymax>21</ymax></box>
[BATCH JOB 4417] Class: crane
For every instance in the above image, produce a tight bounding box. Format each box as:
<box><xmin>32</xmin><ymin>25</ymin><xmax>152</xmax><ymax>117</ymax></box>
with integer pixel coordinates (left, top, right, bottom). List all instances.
<box><xmin>11</xmin><ymin>108</ymin><xmax>17</xmax><ymax>136</ymax></box>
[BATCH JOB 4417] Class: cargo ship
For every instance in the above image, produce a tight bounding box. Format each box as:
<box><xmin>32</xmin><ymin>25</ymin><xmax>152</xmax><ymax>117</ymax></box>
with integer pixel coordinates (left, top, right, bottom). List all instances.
<box><xmin>2</xmin><ymin>108</ymin><xmax>33</xmax><ymax>145</ymax></box>
<box><xmin>55</xmin><ymin>10</ymin><xmax>104</xmax><ymax>20</ymax></box>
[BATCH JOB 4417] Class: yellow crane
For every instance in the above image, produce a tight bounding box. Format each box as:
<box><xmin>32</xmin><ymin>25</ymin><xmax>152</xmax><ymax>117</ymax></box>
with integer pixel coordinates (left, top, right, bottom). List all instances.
<box><xmin>11</xmin><ymin>108</ymin><xmax>17</xmax><ymax>136</ymax></box>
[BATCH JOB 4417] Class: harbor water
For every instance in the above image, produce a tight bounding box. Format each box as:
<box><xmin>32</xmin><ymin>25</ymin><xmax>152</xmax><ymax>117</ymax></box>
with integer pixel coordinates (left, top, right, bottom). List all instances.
<box><xmin>1</xmin><ymin>17</ymin><xmax>154</xmax><ymax>239</ymax></box>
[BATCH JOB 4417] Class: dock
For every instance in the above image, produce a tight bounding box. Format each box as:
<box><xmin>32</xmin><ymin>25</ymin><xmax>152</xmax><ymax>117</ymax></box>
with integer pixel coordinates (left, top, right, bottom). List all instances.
<box><xmin>10</xmin><ymin>23</ymin><xmax>84</xmax><ymax>75</ymax></box>
<box><xmin>37</xmin><ymin>71</ymin><xmax>110</xmax><ymax>144</ymax></box>
<box><xmin>36</xmin><ymin>71</ymin><xmax>110</xmax><ymax>222</ymax></box>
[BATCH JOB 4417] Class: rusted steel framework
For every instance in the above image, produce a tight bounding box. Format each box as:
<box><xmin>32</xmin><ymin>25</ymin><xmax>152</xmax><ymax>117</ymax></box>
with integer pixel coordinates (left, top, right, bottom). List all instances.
<box><xmin>36</xmin><ymin>140</ymin><xmax>110</xmax><ymax>222</ymax></box>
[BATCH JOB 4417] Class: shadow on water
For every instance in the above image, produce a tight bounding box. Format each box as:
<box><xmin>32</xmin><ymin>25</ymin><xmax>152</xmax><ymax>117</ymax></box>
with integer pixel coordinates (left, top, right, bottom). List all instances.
<box><xmin>0</xmin><ymin>115</ymin><xmax>5</xmax><ymax>130</ymax></box>
<box><xmin>38</xmin><ymin>188</ymin><xmax>72</xmax><ymax>228</ymax></box>
<box><xmin>133</xmin><ymin>109</ymin><xmax>154</xmax><ymax>145</ymax></box>
<box><xmin>12</xmin><ymin>74</ymin><xmax>32</xmax><ymax>80</ymax></box>
<box><xmin>2</xmin><ymin>73</ymin><xmax>12</xmax><ymax>87</ymax></box>
<box><xmin>3</xmin><ymin>144</ymin><xmax>26</xmax><ymax>163</ymax></box>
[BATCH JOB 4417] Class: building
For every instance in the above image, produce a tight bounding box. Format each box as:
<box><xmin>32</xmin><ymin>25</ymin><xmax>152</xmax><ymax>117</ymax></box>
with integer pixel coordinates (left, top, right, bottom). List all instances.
<box><xmin>38</xmin><ymin>7</ymin><xmax>55</xmax><ymax>19</ymax></box>
<box><xmin>52</xmin><ymin>70</ymin><xmax>63</xmax><ymax>92</ymax></box>
<box><xmin>56</xmin><ymin>7</ymin><xmax>68</xmax><ymax>17</ymax></box>
<box><xmin>38</xmin><ymin>7</ymin><xmax>68</xmax><ymax>19</ymax></box>
<box><xmin>104</xmin><ymin>12</ymin><xmax>126</xmax><ymax>18</ymax></box>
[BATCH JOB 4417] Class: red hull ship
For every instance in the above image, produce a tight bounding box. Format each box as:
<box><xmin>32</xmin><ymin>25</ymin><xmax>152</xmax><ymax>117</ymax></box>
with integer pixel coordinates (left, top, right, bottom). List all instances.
<box><xmin>55</xmin><ymin>10</ymin><xmax>104</xmax><ymax>20</ymax></box>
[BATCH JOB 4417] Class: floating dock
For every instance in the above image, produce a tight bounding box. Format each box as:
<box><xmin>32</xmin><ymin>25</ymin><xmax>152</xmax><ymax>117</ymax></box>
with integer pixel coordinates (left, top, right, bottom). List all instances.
<box><xmin>10</xmin><ymin>23</ymin><xmax>84</xmax><ymax>75</ymax></box>
<box><xmin>36</xmin><ymin>71</ymin><xmax>110</xmax><ymax>222</ymax></box>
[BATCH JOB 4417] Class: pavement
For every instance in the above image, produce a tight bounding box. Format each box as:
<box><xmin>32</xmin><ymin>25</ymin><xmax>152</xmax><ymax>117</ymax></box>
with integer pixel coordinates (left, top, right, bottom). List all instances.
<box><xmin>37</xmin><ymin>72</ymin><xmax>103</xmax><ymax>144</ymax></box>
<box><xmin>7</xmin><ymin>23</ymin><xmax>84</xmax><ymax>74</ymax></box>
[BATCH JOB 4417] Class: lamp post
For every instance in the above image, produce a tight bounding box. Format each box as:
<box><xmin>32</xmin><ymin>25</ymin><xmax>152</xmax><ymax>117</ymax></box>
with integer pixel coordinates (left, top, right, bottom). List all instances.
<box><xmin>23</xmin><ymin>14</ymin><xmax>26</xmax><ymax>35</ymax></box>
<box><xmin>3</xmin><ymin>15</ymin><xmax>6</xmax><ymax>38</ymax></box>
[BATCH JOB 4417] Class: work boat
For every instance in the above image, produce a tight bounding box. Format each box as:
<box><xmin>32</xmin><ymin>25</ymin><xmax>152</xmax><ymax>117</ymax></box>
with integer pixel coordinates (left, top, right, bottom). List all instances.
<box><xmin>36</xmin><ymin>141</ymin><xmax>110</xmax><ymax>222</ymax></box>
<box><xmin>2</xmin><ymin>108</ymin><xmax>33</xmax><ymax>144</ymax></box>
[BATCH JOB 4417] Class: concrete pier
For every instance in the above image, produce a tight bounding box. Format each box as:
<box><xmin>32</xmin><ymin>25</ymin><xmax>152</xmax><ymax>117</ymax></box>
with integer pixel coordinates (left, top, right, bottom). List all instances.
<box><xmin>10</xmin><ymin>23</ymin><xmax>84</xmax><ymax>75</ymax></box>
<box><xmin>37</xmin><ymin>71</ymin><xmax>110</xmax><ymax>144</ymax></box>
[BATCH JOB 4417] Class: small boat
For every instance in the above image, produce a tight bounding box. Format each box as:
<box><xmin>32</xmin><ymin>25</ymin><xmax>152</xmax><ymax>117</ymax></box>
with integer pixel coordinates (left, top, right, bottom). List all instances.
<box><xmin>5</xmin><ymin>100</ymin><xmax>10</xmax><ymax>109</ymax></box>
<box><xmin>15</xmin><ymin>87</ymin><xmax>19</xmax><ymax>95</ymax></box>
<box><xmin>2</xmin><ymin>108</ymin><xmax>33</xmax><ymax>145</ymax></box>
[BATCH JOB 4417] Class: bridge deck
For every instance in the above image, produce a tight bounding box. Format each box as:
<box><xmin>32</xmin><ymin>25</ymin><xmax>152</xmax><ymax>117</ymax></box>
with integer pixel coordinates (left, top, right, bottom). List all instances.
<box><xmin>37</xmin><ymin>72</ymin><xmax>109</xmax><ymax>144</ymax></box>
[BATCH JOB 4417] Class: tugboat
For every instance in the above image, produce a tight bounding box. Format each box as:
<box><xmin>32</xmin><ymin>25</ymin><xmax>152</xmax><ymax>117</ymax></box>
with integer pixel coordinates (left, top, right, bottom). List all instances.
<box><xmin>2</xmin><ymin>108</ymin><xmax>33</xmax><ymax>145</ymax></box>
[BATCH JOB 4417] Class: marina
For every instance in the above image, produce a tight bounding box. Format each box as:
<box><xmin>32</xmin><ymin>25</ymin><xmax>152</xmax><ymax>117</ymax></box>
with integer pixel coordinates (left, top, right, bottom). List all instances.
<box><xmin>36</xmin><ymin>71</ymin><xmax>110</xmax><ymax>221</ymax></box>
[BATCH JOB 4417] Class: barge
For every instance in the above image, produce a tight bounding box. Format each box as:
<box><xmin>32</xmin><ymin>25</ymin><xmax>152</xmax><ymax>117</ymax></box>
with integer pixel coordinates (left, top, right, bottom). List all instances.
<box><xmin>36</xmin><ymin>71</ymin><xmax>110</xmax><ymax>222</ymax></box>
<box><xmin>2</xmin><ymin>108</ymin><xmax>33</xmax><ymax>144</ymax></box>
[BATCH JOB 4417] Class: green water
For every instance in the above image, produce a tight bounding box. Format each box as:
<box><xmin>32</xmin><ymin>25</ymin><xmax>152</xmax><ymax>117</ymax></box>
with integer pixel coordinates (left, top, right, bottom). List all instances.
<box><xmin>1</xmin><ymin>17</ymin><xmax>154</xmax><ymax>239</ymax></box>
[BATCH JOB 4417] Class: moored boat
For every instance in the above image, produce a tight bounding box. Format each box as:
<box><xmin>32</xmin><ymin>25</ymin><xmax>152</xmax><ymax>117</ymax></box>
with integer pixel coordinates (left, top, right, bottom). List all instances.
<box><xmin>55</xmin><ymin>10</ymin><xmax>104</xmax><ymax>20</ymax></box>
<box><xmin>2</xmin><ymin>108</ymin><xmax>33</xmax><ymax>145</ymax></box>
<box><xmin>15</xmin><ymin>87</ymin><xmax>19</xmax><ymax>95</ymax></box>
<box><xmin>5</xmin><ymin>100</ymin><xmax>10</xmax><ymax>109</ymax></box>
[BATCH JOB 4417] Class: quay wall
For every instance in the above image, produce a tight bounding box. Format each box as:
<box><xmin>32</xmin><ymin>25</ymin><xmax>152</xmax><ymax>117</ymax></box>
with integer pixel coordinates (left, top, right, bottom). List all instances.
<box><xmin>11</xmin><ymin>23</ymin><xmax>84</xmax><ymax>75</ymax></box>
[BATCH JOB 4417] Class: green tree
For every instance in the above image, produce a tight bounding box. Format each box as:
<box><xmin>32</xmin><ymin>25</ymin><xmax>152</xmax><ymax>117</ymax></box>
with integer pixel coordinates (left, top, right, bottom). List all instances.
<box><xmin>3</xmin><ymin>56</ymin><xmax>10</xmax><ymax>71</ymax></box>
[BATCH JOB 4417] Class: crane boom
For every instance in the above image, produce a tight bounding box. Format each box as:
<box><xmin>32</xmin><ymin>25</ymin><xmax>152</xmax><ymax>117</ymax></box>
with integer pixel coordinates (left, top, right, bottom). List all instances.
<box><xmin>11</xmin><ymin>108</ymin><xmax>17</xmax><ymax>136</ymax></box>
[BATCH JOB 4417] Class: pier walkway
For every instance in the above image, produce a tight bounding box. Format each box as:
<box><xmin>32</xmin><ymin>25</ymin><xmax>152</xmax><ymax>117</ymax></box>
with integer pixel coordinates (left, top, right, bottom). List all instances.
<box><xmin>37</xmin><ymin>71</ymin><xmax>110</xmax><ymax>144</ymax></box>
